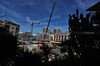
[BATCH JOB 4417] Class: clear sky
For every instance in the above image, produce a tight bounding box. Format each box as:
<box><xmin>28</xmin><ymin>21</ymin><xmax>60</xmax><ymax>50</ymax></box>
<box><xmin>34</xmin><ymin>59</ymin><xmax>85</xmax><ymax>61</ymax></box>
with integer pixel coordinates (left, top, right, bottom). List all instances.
<box><xmin>0</xmin><ymin>0</ymin><xmax>99</xmax><ymax>35</ymax></box>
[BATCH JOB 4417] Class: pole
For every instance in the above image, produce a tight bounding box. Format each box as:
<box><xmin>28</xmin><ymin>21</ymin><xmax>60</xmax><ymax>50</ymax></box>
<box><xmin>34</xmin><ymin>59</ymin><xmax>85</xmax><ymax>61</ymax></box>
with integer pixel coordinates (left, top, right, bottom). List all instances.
<box><xmin>30</xmin><ymin>22</ymin><xmax>33</xmax><ymax>44</ymax></box>
<box><xmin>31</xmin><ymin>22</ymin><xmax>33</xmax><ymax>35</ymax></box>
<box><xmin>30</xmin><ymin>22</ymin><xmax>33</xmax><ymax>52</ymax></box>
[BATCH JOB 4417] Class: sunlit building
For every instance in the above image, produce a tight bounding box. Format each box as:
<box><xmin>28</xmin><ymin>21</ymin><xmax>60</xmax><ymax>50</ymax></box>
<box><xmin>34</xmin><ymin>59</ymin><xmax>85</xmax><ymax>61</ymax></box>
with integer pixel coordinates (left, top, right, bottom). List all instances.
<box><xmin>53</xmin><ymin>28</ymin><xmax>62</xmax><ymax>34</ymax></box>
<box><xmin>50</xmin><ymin>32</ymin><xmax>70</xmax><ymax>42</ymax></box>
<box><xmin>43</xmin><ymin>27</ymin><xmax>50</xmax><ymax>34</ymax></box>
<box><xmin>37</xmin><ymin>27</ymin><xmax>50</xmax><ymax>42</ymax></box>
<box><xmin>37</xmin><ymin>32</ymin><xmax>50</xmax><ymax>42</ymax></box>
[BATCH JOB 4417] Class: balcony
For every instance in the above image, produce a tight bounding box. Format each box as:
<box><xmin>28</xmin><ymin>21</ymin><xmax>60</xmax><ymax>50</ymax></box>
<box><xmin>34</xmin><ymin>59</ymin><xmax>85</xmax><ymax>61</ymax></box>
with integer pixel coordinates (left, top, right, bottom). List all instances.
<box><xmin>16</xmin><ymin>26</ymin><xmax>20</xmax><ymax>29</ymax></box>
<box><xmin>5</xmin><ymin>23</ymin><xmax>10</xmax><ymax>26</ymax></box>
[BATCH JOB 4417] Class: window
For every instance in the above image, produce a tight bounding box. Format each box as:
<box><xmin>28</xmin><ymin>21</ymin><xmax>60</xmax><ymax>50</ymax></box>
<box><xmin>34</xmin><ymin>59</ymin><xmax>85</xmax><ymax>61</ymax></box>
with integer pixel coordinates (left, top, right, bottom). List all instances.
<box><xmin>51</xmin><ymin>36</ymin><xmax>53</xmax><ymax>41</ymax></box>
<box><xmin>11</xmin><ymin>31</ymin><xmax>14</xmax><ymax>33</ymax></box>
<box><xmin>12</xmin><ymin>27</ymin><xmax>14</xmax><ymax>29</ymax></box>
<box><xmin>68</xmin><ymin>35</ymin><xmax>70</xmax><ymax>37</ymax></box>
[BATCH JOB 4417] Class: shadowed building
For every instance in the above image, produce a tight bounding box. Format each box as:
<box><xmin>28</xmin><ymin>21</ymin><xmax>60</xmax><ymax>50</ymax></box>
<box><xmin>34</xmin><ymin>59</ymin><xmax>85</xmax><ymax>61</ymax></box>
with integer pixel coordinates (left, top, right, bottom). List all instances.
<box><xmin>0</xmin><ymin>20</ymin><xmax>20</xmax><ymax>36</ymax></box>
<box><xmin>86</xmin><ymin>2</ymin><xmax>100</xmax><ymax>11</ymax></box>
<box><xmin>86</xmin><ymin>2</ymin><xmax>100</xmax><ymax>48</ymax></box>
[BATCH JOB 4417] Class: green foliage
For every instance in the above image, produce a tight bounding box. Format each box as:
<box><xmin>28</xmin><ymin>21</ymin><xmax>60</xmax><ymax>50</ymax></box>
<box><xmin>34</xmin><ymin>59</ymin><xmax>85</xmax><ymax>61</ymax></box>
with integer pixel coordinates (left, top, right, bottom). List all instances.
<box><xmin>17</xmin><ymin>42</ymin><xmax>23</xmax><ymax>45</ymax></box>
<box><xmin>23</xmin><ymin>42</ymin><xmax>26</xmax><ymax>45</ymax></box>
<box><xmin>17</xmin><ymin>41</ymin><xmax>26</xmax><ymax>45</ymax></box>
<box><xmin>38</xmin><ymin>52</ymin><xmax>44</xmax><ymax>56</ymax></box>
<box><xmin>17</xmin><ymin>47</ymin><xmax>24</xmax><ymax>52</ymax></box>
<box><xmin>57</xmin><ymin>46</ymin><xmax>62</xmax><ymax>49</ymax></box>
<box><xmin>51</xmin><ymin>43</ymin><xmax>57</xmax><ymax>48</ymax></box>
<box><xmin>26</xmin><ymin>48</ymin><xmax>29</xmax><ymax>51</ymax></box>
<box><xmin>0</xmin><ymin>27</ymin><xmax>18</xmax><ymax>63</ymax></box>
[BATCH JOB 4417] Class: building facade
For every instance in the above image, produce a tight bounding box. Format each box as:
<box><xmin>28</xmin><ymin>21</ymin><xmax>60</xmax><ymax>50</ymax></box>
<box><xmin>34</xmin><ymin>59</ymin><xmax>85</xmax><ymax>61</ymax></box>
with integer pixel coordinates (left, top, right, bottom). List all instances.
<box><xmin>50</xmin><ymin>32</ymin><xmax>70</xmax><ymax>42</ymax></box>
<box><xmin>37</xmin><ymin>32</ymin><xmax>50</xmax><ymax>42</ymax></box>
<box><xmin>37</xmin><ymin>27</ymin><xmax>50</xmax><ymax>42</ymax></box>
<box><xmin>0</xmin><ymin>20</ymin><xmax>20</xmax><ymax>36</ymax></box>
<box><xmin>50</xmin><ymin>34</ymin><xmax>54</xmax><ymax>42</ymax></box>
<box><xmin>53</xmin><ymin>28</ymin><xmax>62</xmax><ymax>33</ymax></box>
<box><xmin>43</xmin><ymin>27</ymin><xmax>50</xmax><ymax>34</ymax></box>
<box><xmin>18</xmin><ymin>32</ymin><xmax>33</xmax><ymax>41</ymax></box>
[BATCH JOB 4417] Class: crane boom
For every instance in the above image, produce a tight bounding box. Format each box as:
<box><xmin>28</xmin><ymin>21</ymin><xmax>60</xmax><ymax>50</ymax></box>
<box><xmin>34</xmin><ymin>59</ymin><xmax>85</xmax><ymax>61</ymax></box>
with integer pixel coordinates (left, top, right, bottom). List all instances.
<box><xmin>41</xmin><ymin>2</ymin><xmax>56</xmax><ymax>46</ymax></box>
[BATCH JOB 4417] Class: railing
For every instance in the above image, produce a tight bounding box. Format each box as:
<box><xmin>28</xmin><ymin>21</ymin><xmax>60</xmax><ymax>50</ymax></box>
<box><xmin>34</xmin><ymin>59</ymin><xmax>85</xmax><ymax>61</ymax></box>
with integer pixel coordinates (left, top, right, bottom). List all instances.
<box><xmin>5</xmin><ymin>23</ymin><xmax>10</xmax><ymax>26</ymax></box>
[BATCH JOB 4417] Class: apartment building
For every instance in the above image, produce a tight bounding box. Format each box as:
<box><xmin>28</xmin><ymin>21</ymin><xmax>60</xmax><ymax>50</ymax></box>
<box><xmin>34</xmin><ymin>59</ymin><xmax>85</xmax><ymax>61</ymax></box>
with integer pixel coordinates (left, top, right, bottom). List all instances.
<box><xmin>37</xmin><ymin>27</ymin><xmax>50</xmax><ymax>42</ymax></box>
<box><xmin>50</xmin><ymin>32</ymin><xmax>70</xmax><ymax>42</ymax></box>
<box><xmin>18</xmin><ymin>32</ymin><xmax>33</xmax><ymax>41</ymax></box>
<box><xmin>53</xmin><ymin>28</ymin><xmax>62</xmax><ymax>33</ymax></box>
<box><xmin>0</xmin><ymin>20</ymin><xmax>20</xmax><ymax>36</ymax></box>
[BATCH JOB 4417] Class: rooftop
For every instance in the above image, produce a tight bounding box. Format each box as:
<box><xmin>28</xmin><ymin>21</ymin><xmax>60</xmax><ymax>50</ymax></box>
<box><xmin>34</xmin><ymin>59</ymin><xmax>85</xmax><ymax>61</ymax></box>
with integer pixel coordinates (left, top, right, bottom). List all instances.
<box><xmin>86</xmin><ymin>2</ymin><xmax>100</xmax><ymax>11</ymax></box>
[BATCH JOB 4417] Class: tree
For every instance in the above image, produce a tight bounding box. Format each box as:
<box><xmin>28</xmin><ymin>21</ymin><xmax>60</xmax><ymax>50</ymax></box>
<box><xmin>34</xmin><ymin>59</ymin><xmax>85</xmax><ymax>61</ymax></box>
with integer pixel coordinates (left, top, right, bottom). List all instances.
<box><xmin>68</xmin><ymin>9</ymin><xmax>100</xmax><ymax>66</ymax></box>
<box><xmin>40</xmin><ymin>44</ymin><xmax>51</xmax><ymax>62</ymax></box>
<box><xmin>0</xmin><ymin>27</ymin><xmax>18</xmax><ymax>65</ymax></box>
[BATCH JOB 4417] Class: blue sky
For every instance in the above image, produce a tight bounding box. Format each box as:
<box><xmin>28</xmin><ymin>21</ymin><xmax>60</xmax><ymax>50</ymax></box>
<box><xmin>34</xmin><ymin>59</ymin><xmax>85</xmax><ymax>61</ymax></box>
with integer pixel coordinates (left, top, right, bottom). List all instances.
<box><xmin>0</xmin><ymin>0</ymin><xmax>99</xmax><ymax>35</ymax></box>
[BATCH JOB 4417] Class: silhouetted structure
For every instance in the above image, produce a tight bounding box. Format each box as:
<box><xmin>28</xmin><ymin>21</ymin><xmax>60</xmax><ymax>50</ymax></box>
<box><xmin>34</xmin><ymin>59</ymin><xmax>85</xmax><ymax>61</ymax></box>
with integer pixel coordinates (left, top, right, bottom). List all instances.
<box><xmin>40</xmin><ymin>44</ymin><xmax>51</xmax><ymax>62</ymax></box>
<box><xmin>0</xmin><ymin>20</ymin><xmax>20</xmax><ymax>36</ymax></box>
<box><xmin>86</xmin><ymin>2</ymin><xmax>100</xmax><ymax>11</ymax></box>
<box><xmin>15</xmin><ymin>52</ymin><xmax>42</xmax><ymax>66</ymax></box>
<box><xmin>0</xmin><ymin>27</ymin><xmax>17</xmax><ymax>66</ymax></box>
<box><xmin>68</xmin><ymin>2</ymin><xmax>100</xmax><ymax>66</ymax></box>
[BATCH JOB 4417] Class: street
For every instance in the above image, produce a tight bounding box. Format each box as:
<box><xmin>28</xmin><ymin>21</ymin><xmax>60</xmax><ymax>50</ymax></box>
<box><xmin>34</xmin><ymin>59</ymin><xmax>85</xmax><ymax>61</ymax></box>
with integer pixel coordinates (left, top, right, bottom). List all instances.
<box><xmin>51</xmin><ymin>48</ymin><xmax>67</xmax><ymax>60</ymax></box>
